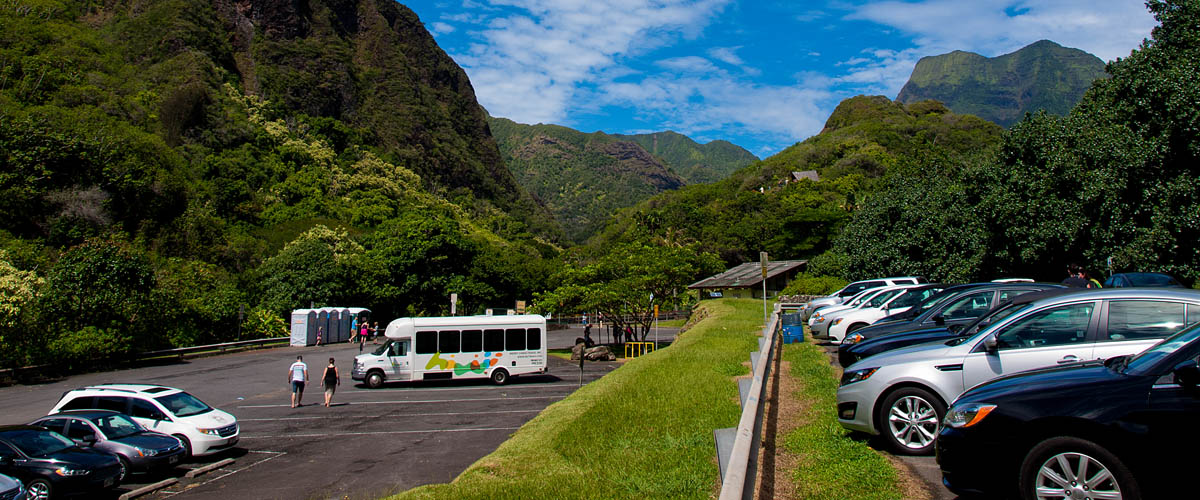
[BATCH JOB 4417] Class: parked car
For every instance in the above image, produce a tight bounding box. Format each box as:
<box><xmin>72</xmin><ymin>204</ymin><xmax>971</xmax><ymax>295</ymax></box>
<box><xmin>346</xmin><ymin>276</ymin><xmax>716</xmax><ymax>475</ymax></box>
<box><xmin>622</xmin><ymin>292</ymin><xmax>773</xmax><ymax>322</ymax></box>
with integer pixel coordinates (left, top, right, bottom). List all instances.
<box><xmin>836</xmin><ymin>288</ymin><xmax>1200</xmax><ymax>455</ymax></box>
<box><xmin>938</xmin><ymin>321</ymin><xmax>1200</xmax><ymax>499</ymax></box>
<box><xmin>838</xmin><ymin>283</ymin><xmax>1065</xmax><ymax>367</ymax></box>
<box><xmin>825</xmin><ymin>284</ymin><xmax>945</xmax><ymax>342</ymax></box>
<box><xmin>0</xmin><ymin>425</ymin><xmax>122</xmax><ymax>500</ymax></box>
<box><xmin>30</xmin><ymin>410</ymin><xmax>186</xmax><ymax>481</ymax></box>
<box><xmin>50</xmin><ymin>385</ymin><xmax>238</xmax><ymax>458</ymax></box>
<box><xmin>810</xmin><ymin>286</ymin><xmax>910</xmax><ymax>338</ymax></box>
<box><xmin>0</xmin><ymin>473</ymin><xmax>25</xmax><ymax>500</ymax></box>
<box><xmin>800</xmin><ymin>276</ymin><xmax>925</xmax><ymax>322</ymax></box>
<box><xmin>1103</xmin><ymin>272</ymin><xmax>1183</xmax><ymax>288</ymax></box>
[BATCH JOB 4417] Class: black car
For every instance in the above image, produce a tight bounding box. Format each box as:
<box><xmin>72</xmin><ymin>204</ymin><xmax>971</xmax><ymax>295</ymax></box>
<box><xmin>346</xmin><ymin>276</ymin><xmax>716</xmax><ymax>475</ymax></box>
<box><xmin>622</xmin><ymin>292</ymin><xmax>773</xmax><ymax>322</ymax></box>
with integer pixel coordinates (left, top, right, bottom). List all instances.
<box><xmin>0</xmin><ymin>425</ymin><xmax>122</xmax><ymax>500</ymax></box>
<box><xmin>1104</xmin><ymin>272</ymin><xmax>1183</xmax><ymax>288</ymax></box>
<box><xmin>937</xmin><ymin>321</ymin><xmax>1200</xmax><ymax>499</ymax></box>
<box><xmin>837</xmin><ymin>284</ymin><xmax>1067</xmax><ymax>367</ymax></box>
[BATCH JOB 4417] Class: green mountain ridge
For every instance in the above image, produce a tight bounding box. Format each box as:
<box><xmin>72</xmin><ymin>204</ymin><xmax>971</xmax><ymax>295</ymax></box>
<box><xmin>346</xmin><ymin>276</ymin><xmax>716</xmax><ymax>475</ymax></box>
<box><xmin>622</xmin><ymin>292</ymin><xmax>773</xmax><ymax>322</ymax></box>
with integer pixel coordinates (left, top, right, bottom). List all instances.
<box><xmin>897</xmin><ymin>40</ymin><xmax>1108</xmax><ymax>127</ymax></box>
<box><xmin>488</xmin><ymin>117</ymin><xmax>757</xmax><ymax>242</ymax></box>
<box><xmin>587</xmin><ymin>96</ymin><xmax>1003</xmax><ymax>263</ymax></box>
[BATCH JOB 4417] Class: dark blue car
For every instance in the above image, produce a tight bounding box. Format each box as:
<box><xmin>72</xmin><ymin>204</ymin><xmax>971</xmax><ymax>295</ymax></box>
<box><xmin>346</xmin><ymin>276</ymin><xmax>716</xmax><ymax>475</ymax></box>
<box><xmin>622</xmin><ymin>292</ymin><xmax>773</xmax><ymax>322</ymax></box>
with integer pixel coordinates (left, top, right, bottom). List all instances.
<box><xmin>938</xmin><ymin>320</ymin><xmax>1200</xmax><ymax>499</ymax></box>
<box><xmin>0</xmin><ymin>425</ymin><xmax>122</xmax><ymax>500</ymax></box>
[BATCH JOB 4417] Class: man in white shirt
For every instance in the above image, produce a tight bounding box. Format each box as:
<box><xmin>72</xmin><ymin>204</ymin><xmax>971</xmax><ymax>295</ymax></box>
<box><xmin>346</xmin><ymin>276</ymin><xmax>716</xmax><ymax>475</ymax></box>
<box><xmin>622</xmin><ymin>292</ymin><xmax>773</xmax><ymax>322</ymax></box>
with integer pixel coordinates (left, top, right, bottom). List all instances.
<box><xmin>289</xmin><ymin>355</ymin><xmax>309</xmax><ymax>408</ymax></box>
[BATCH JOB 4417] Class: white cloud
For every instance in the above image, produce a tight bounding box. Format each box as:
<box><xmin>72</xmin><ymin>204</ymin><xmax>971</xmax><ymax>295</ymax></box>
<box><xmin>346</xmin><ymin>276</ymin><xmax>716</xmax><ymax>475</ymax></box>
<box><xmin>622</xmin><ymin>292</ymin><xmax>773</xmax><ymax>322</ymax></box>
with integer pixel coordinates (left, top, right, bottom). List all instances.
<box><xmin>708</xmin><ymin>46</ymin><xmax>744</xmax><ymax>66</ymax></box>
<box><xmin>657</xmin><ymin>56</ymin><xmax>720</xmax><ymax>73</ymax></box>
<box><xmin>429</xmin><ymin>21</ymin><xmax>456</xmax><ymax>35</ymax></box>
<box><xmin>843</xmin><ymin>0</ymin><xmax>1157</xmax><ymax>96</ymax></box>
<box><xmin>447</xmin><ymin>0</ymin><xmax>732</xmax><ymax>124</ymax></box>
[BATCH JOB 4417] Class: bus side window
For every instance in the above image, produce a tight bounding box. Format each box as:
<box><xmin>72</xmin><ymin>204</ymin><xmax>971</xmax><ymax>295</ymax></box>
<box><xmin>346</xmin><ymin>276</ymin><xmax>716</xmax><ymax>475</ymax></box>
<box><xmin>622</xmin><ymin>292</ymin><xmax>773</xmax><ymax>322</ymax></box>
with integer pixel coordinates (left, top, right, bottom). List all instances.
<box><xmin>526</xmin><ymin>328</ymin><xmax>541</xmax><ymax>350</ymax></box>
<box><xmin>484</xmin><ymin>329</ymin><xmax>504</xmax><ymax>352</ymax></box>
<box><xmin>439</xmin><ymin>330</ymin><xmax>460</xmax><ymax>353</ymax></box>
<box><xmin>462</xmin><ymin>330</ymin><xmax>483</xmax><ymax>352</ymax></box>
<box><xmin>390</xmin><ymin>341</ymin><xmax>407</xmax><ymax>357</ymax></box>
<box><xmin>416</xmin><ymin>331</ymin><xmax>438</xmax><ymax>354</ymax></box>
<box><xmin>506</xmin><ymin>328</ymin><xmax>527</xmax><ymax>351</ymax></box>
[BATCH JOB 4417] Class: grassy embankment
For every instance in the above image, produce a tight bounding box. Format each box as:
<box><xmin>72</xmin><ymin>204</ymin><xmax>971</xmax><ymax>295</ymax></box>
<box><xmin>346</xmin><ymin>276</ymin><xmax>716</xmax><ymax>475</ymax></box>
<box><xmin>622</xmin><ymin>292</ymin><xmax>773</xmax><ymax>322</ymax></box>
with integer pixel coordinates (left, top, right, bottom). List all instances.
<box><xmin>780</xmin><ymin>342</ymin><xmax>903</xmax><ymax>499</ymax></box>
<box><xmin>391</xmin><ymin>299</ymin><xmax>760</xmax><ymax>499</ymax></box>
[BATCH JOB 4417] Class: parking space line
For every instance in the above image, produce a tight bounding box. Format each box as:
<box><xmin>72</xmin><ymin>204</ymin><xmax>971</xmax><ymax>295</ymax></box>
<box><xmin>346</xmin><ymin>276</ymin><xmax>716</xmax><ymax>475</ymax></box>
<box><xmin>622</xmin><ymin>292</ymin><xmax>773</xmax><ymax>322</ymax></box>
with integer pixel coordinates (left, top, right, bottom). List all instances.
<box><xmin>238</xmin><ymin>409</ymin><xmax>543</xmax><ymax>421</ymax></box>
<box><xmin>239</xmin><ymin>426</ymin><xmax>522</xmax><ymax>439</ymax></box>
<box><xmin>328</xmin><ymin>381</ymin><xmax>601</xmax><ymax>396</ymax></box>
<box><xmin>237</xmin><ymin>395</ymin><xmax>563</xmax><ymax>409</ymax></box>
<box><xmin>159</xmin><ymin>450</ymin><xmax>286</xmax><ymax>498</ymax></box>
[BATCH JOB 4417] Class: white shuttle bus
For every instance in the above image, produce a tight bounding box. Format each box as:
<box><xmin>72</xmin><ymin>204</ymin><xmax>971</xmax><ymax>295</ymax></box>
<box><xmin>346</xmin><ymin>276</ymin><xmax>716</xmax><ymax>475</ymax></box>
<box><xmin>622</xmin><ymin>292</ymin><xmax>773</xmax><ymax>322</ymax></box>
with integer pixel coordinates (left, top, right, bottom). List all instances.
<box><xmin>352</xmin><ymin>314</ymin><xmax>548</xmax><ymax>388</ymax></box>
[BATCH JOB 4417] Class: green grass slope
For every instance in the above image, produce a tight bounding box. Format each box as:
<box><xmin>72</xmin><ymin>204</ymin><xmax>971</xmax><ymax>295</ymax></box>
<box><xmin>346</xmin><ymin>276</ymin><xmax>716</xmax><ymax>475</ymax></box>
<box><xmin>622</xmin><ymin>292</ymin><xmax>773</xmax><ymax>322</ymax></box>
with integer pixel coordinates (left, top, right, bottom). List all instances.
<box><xmin>897</xmin><ymin>40</ymin><xmax>1108</xmax><ymax>127</ymax></box>
<box><xmin>391</xmin><ymin>299</ymin><xmax>761</xmax><ymax>499</ymax></box>
<box><xmin>611</xmin><ymin>130</ymin><xmax>759</xmax><ymax>184</ymax></box>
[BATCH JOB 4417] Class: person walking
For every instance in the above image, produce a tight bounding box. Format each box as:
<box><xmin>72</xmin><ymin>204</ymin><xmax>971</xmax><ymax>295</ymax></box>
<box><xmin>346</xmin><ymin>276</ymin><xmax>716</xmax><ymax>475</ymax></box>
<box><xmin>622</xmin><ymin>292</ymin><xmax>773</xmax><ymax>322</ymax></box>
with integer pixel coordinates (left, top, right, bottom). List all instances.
<box><xmin>358</xmin><ymin>322</ymin><xmax>369</xmax><ymax>352</ymax></box>
<box><xmin>289</xmin><ymin>355</ymin><xmax>308</xmax><ymax>408</ymax></box>
<box><xmin>316</xmin><ymin>326</ymin><xmax>324</xmax><ymax>346</ymax></box>
<box><xmin>321</xmin><ymin>358</ymin><xmax>339</xmax><ymax>407</ymax></box>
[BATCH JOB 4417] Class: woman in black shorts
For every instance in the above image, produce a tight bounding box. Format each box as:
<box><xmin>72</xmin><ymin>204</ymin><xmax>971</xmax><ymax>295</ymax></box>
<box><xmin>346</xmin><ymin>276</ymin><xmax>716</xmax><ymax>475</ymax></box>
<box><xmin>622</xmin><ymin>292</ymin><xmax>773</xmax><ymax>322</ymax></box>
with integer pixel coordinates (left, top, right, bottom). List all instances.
<box><xmin>322</xmin><ymin>358</ymin><xmax>340</xmax><ymax>407</ymax></box>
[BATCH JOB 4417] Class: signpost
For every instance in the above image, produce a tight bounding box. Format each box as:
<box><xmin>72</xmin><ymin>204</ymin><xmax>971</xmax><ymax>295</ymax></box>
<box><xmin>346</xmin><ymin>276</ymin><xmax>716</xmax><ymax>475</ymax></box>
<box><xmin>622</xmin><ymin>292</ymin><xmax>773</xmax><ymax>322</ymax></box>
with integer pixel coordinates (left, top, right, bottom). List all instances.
<box><xmin>760</xmin><ymin>252</ymin><xmax>769</xmax><ymax>324</ymax></box>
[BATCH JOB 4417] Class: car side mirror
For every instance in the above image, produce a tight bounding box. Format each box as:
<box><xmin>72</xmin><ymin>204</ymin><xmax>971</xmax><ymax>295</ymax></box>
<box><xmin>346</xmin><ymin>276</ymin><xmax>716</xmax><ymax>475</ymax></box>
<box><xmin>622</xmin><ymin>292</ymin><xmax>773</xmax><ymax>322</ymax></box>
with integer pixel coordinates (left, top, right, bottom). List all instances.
<box><xmin>81</xmin><ymin>435</ymin><xmax>97</xmax><ymax>445</ymax></box>
<box><xmin>983</xmin><ymin>335</ymin><xmax>998</xmax><ymax>354</ymax></box>
<box><xmin>1174</xmin><ymin>361</ymin><xmax>1200</xmax><ymax>388</ymax></box>
<box><xmin>933</xmin><ymin>315</ymin><xmax>945</xmax><ymax>326</ymax></box>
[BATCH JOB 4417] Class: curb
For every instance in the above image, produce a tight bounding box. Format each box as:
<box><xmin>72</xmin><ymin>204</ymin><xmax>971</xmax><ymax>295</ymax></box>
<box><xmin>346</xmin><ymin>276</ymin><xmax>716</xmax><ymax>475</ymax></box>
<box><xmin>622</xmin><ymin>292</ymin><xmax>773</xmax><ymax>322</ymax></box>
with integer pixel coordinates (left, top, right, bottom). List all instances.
<box><xmin>118</xmin><ymin>478</ymin><xmax>178</xmax><ymax>500</ymax></box>
<box><xmin>185</xmin><ymin>458</ymin><xmax>236</xmax><ymax>478</ymax></box>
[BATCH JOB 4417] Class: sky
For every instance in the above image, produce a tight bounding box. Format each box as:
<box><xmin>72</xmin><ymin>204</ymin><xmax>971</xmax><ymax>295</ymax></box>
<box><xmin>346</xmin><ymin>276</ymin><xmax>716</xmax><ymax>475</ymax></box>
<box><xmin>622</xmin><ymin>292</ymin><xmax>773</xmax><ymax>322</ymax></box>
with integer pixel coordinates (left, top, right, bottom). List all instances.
<box><xmin>404</xmin><ymin>0</ymin><xmax>1157</xmax><ymax>157</ymax></box>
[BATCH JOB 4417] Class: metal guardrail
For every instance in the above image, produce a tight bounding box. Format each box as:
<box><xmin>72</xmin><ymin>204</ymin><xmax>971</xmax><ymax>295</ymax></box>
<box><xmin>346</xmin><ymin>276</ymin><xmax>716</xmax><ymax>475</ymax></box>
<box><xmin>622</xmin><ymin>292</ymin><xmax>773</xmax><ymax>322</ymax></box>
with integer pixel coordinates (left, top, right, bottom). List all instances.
<box><xmin>140</xmin><ymin>337</ymin><xmax>291</xmax><ymax>358</ymax></box>
<box><xmin>715</xmin><ymin>303</ymin><xmax>782</xmax><ymax>500</ymax></box>
<box><xmin>624</xmin><ymin>341</ymin><xmax>657</xmax><ymax>358</ymax></box>
<box><xmin>0</xmin><ymin>337</ymin><xmax>292</xmax><ymax>380</ymax></box>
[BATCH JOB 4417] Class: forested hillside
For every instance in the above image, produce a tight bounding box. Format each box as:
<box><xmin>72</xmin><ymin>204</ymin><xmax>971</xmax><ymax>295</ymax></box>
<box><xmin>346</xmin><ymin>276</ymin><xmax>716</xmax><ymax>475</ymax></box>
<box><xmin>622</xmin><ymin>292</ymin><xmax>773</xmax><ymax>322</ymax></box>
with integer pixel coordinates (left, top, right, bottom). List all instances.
<box><xmin>0</xmin><ymin>0</ymin><xmax>559</xmax><ymax>368</ymax></box>
<box><xmin>586</xmin><ymin>98</ymin><xmax>1003</xmax><ymax>264</ymax></box>
<box><xmin>488</xmin><ymin>118</ymin><xmax>757</xmax><ymax>242</ymax></box>
<box><xmin>897</xmin><ymin>40</ymin><xmax>1108</xmax><ymax>127</ymax></box>
<box><xmin>833</xmin><ymin>0</ymin><xmax>1200</xmax><ymax>285</ymax></box>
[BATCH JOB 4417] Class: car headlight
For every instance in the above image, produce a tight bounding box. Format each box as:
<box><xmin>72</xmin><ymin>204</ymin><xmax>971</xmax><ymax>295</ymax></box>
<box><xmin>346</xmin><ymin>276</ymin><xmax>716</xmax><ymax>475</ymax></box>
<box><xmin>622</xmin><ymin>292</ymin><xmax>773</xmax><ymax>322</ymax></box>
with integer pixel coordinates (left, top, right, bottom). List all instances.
<box><xmin>813</xmin><ymin>314</ymin><xmax>824</xmax><ymax>323</ymax></box>
<box><xmin>198</xmin><ymin>428</ymin><xmax>220</xmax><ymax>436</ymax></box>
<box><xmin>54</xmin><ymin>467</ymin><xmax>90</xmax><ymax>476</ymax></box>
<box><xmin>839</xmin><ymin>367</ymin><xmax>878</xmax><ymax>386</ymax></box>
<box><xmin>943</xmin><ymin>403</ymin><xmax>998</xmax><ymax>428</ymax></box>
<box><xmin>844</xmin><ymin>333</ymin><xmax>865</xmax><ymax>344</ymax></box>
<box><xmin>135</xmin><ymin>446</ymin><xmax>158</xmax><ymax>457</ymax></box>
<box><xmin>832</xmin><ymin>318</ymin><xmax>844</xmax><ymax>326</ymax></box>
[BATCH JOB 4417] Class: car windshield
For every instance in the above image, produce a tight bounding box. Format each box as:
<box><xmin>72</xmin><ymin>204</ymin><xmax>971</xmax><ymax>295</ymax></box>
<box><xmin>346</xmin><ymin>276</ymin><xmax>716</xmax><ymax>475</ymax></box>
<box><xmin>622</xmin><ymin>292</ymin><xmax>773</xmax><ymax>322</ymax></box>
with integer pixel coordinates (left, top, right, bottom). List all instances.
<box><xmin>1126</xmin><ymin>273</ymin><xmax>1181</xmax><ymax>287</ymax></box>
<box><xmin>373</xmin><ymin>341</ymin><xmax>392</xmax><ymax>356</ymax></box>
<box><xmin>94</xmin><ymin>414</ymin><xmax>145</xmax><ymax>439</ymax></box>
<box><xmin>3</xmin><ymin>430</ymin><xmax>75</xmax><ymax>457</ymax></box>
<box><xmin>1124</xmin><ymin>323</ymin><xmax>1200</xmax><ymax>376</ymax></box>
<box><xmin>155</xmin><ymin>392</ymin><xmax>213</xmax><ymax>417</ymax></box>
<box><xmin>947</xmin><ymin>301</ymin><xmax>1035</xmax><ymax>345</ymax></box>
<box><xmin>891</xmin><ymin>288</ymin><xmax>942</xmax><ymax>310</ymax></box>
<box><xmin>866</xmin><ymin>289</ymin><xmax>902</xmax><ymax>308</ymax></box>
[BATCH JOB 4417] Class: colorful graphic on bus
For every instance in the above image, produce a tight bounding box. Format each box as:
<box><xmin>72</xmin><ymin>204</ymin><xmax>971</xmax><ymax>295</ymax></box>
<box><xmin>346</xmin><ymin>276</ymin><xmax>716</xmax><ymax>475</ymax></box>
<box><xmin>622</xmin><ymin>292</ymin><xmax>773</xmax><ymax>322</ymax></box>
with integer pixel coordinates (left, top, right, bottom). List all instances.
<box><xmin>426</xmin><ymin>352</ymin><xmax>504</xmax><ymax>376</ymax></box>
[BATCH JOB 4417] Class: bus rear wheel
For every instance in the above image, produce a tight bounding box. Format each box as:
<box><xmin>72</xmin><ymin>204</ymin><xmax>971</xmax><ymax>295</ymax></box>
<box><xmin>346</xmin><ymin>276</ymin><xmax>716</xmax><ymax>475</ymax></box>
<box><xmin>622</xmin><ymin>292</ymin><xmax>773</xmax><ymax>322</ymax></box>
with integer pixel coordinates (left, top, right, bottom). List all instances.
<box><xmin>366</xmin><ymin>371</ymin><xmax>385</xmax><ymax>389</ymax></box>
<box><xmin>490</xmin><ymin>369</ymin><xmax>509</xmax><ymax>385</ymax></box>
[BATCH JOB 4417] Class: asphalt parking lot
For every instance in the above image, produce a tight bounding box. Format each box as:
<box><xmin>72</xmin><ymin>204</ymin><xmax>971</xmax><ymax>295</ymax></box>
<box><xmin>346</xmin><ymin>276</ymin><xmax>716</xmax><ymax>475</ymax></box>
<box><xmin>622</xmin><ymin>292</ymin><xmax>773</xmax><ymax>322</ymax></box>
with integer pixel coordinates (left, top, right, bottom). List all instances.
<box><xmin>0</xmin><ymin>324</ymin><xmax>673</xmax><ymax>499</ymax></box>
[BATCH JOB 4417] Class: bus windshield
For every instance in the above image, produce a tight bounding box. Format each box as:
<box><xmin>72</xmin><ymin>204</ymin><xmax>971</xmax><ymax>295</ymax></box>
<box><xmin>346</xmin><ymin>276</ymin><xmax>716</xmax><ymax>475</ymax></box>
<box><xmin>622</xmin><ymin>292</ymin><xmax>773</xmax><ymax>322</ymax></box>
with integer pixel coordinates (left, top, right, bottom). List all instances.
<box><xmin>373</xmin><ymin>340</ymin><xmax>392</xmax><ymax>356</ymax></box>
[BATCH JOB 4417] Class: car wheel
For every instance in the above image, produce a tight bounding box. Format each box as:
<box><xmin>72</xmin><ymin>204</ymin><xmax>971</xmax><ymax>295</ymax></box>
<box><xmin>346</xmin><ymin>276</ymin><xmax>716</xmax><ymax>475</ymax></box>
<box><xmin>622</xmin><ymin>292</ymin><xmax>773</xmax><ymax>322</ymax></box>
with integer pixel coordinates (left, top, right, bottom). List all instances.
<box><xmin>118</xmin><ymin>456</ymin><xmax>131</xmax><ymax>482</ymax></box>
<box><xmin>877</xmin><ymin>386</ymin><xmax>945</xmax><ymax>455</ymax></box>
<box><xmin>490</xmin><ymin>368</ymin><xmax>509</xmax><ymax>385</ymax></box>
<box><xmin>174</xmin><ymin>434</ymin><xmax>193</xmax><ymax>459</ymax></box>
<box><xmin>26</xmin><ymin>479</ymin><xmax>52</xmax><ymax>500</ymax></box>
<box><xmin>1019</xmin><ymin>436</ymin><xmax>1141</xmax><ymax>500</ymax></box>
<box><xmin>366</xmin><ymin>370</ymin><xmax>385</xmax><ymax>389</ymax></box>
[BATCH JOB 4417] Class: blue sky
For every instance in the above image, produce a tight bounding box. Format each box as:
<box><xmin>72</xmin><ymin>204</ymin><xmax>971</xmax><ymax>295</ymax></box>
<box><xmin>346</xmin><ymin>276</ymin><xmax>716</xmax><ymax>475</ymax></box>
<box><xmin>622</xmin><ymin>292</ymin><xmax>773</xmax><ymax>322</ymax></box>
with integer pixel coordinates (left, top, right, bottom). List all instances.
<box><xmin>404</xmin><ymin>0</ymin><xmax>1157</xmax><ymax>157</ymax></box>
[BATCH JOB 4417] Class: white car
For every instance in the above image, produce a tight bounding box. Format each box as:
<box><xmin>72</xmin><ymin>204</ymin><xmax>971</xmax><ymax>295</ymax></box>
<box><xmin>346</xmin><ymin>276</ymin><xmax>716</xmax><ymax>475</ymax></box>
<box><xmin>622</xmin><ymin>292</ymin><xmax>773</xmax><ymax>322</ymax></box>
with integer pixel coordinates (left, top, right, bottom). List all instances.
<box><xmin>800</xmin><ymin>276</ymin><xmax>925</xmax><ymax>322</ymax></box>
<box><xmin>836</xmin><ymin>288</ymin><xmax>1200</xmax><ymax>455</ymax></box>
<box><xmin>50</xmin><ymin>384</ymin><xmax>239</xmax><ymax>457</ymax></box>
<box><xmin>811</xmin><ymin>286</ymin><xmax>909</xmax><ymax>338</ymax></box>
<box><xmin>827</xmin><ymin>285</ymin><xmax>944</xmax><ymax>342</ymax></box>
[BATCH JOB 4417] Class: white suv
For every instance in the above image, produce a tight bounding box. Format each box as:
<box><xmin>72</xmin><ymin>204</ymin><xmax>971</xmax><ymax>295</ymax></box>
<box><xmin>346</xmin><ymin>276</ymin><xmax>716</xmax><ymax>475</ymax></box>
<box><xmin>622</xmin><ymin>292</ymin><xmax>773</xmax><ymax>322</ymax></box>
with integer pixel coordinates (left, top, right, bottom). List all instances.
<box><xmin>50</xmin><ymin>384</ymin><xmax>239</xmax><ymax>457</ymax></box>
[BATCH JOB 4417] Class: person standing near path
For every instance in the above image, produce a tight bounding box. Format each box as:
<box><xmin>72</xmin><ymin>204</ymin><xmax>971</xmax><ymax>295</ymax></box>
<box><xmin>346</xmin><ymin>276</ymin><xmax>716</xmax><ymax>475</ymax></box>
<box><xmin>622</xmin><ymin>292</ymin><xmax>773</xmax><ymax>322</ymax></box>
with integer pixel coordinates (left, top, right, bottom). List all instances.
<box><xmin>289</xmin><ymin>356</ymin><xmax>308</xmax><ymax>408</ymax></box>
<box><xmin>358</xmin><ymin>322</ymin><xmax>368</xmax><ymax>352</ymax></box>
<box><xmin>321</xmin><ymin>358</ymin><xmax>339</xmax><ymax>407</ymax></box>
<box><xmin>372</xmin><ymin>322</ymin><xmax>380</xmax><ymax>344</ymax></box>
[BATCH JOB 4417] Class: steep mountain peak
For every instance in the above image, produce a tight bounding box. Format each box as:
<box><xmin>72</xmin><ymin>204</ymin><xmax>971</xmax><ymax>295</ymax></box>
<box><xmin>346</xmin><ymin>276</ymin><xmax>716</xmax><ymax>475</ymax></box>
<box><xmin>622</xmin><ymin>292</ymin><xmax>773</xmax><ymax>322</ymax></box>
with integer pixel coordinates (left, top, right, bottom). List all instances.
<box><xmin>896</xmin><ymin>40</ymin><xmax>1107</xmax><ymax>127</ymax></box>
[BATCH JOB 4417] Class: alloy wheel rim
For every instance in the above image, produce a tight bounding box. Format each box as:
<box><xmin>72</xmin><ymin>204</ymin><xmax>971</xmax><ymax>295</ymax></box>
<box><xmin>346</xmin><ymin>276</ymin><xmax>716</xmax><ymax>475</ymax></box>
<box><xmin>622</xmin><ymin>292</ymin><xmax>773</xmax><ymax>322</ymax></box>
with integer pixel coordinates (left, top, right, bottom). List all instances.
<box><xmin>1035</xmin><ymin>452</ymin><xmax>1122</xmax><ymax>500</ymax></box>
<box><xmin>887</xmin><ymin>395</ymin><xmax>938</xmax><ymax>449</ymax></box>
<box><xmin>29</xmin><ymin>482</ymin><xmax>49</xmax><ymax>500</ymax></box>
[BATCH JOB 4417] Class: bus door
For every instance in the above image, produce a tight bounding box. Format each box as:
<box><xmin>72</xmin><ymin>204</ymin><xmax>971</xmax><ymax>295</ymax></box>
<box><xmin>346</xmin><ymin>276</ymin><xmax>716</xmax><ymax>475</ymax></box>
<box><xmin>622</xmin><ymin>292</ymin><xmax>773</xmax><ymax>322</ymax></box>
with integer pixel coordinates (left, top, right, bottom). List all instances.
<box><xmin>388</xmin><ymin>340</ymin><xmax>412</xmax><ymax>381</ymax></box>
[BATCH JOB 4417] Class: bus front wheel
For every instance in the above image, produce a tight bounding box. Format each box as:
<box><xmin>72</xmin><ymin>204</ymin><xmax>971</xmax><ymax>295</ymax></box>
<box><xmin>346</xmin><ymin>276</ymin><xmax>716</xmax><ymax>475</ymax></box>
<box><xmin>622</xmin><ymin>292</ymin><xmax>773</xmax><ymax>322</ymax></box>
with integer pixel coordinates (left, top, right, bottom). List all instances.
<box><xmin>366</xmin><ymin>371</ymin><xmax>385</xmax><ymax>389</ymax></box>
<box><xmin>490</xmin><ymin>369</ymin><xmax>509</xmax><ymax>385</ymax></box>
